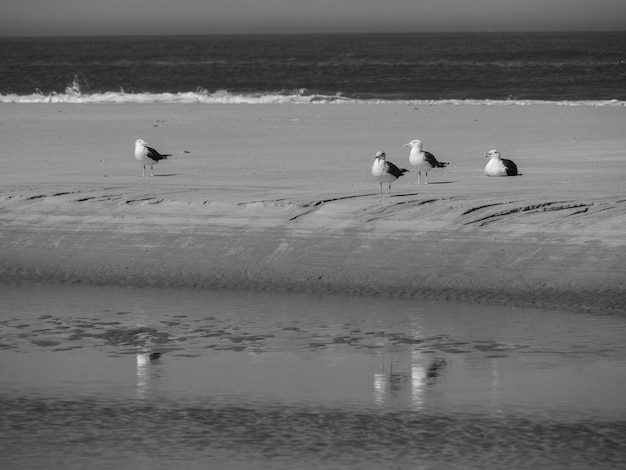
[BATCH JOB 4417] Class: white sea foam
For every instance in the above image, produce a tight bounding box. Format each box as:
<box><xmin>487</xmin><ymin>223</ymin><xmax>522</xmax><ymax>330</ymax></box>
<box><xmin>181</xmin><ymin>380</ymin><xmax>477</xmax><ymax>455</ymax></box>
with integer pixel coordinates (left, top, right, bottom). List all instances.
<box><xmin>0</xmin><ymin>89</ymin><xmax>624</xmax><ymax>106</ymax></box>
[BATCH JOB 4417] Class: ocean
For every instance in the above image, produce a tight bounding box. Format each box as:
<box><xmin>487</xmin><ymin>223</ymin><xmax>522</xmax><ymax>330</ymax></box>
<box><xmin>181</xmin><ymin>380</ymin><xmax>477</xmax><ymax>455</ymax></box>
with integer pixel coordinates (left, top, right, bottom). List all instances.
<box><xmin>1</xmin><ymin>32</ymin><xmax>625</xmax><ymax>105</ymax></box>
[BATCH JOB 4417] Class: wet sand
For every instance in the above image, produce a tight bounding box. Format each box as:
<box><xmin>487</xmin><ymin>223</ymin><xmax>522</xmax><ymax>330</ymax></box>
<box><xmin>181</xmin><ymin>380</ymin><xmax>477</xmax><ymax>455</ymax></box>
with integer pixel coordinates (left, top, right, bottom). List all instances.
<box><xmin>0</xmin><ymin>103</ymin><xmax>625</xmax><ymax>313</ymax></box>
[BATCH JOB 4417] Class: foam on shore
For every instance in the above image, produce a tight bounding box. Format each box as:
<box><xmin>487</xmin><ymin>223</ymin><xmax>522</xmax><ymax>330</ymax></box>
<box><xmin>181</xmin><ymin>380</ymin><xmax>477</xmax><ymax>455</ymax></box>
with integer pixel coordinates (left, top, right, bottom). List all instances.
<box><xmin>1</xmin><ymin>89</ymin><xmax>625</xmax><ymax>106</ymax></box>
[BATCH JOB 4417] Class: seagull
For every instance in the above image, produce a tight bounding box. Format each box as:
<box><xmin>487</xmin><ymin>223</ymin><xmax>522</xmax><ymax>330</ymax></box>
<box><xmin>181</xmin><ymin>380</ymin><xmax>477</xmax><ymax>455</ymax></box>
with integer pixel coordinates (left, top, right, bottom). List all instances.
<box><xmin>404</xmin><ymin>139</ymin><xmax>449</xmax><ymax>184</ymax></box>
<box><xmin>134</xmin><ymin>139</ymin><xmax>171</xmax><ymax>177</ymax></box>
<box><xmin>484</xmin><ymin>149</ymin><xmax>518</xmax><ymax>176</ymax></box>
<box><xmin>148</xmin><ymin>352</ymin><xmax>163</xmax><ymax>362</ymax></box>
<box><xmin>371</xmin><ymin>151</ymin><xmax>408</xmax><ymax>201</ymax></box>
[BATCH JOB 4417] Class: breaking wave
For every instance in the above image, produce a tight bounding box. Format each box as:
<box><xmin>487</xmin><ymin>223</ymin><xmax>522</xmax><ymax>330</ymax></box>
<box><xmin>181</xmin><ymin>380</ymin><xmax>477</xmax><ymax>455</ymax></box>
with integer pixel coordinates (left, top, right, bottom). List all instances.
<box><xmin>2</xmin><ymin>89</ymin><xmax>625</xmax><ymax>106</ymax></box>
<box><xmin>1</xmin><ymin>78</ymin><xmax>624</xmax><ymax>107</ymax></box>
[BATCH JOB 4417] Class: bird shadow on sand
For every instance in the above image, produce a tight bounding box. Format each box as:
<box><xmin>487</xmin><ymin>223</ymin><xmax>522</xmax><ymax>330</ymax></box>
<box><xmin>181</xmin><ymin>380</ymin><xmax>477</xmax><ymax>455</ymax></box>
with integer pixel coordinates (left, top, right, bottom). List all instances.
<box><xmin>151</xmin><ymin>174</ymin><xmax>179</xmax><ymax>177</ymax></box>
<box><xmin>413</xmin><ymin>181</ymin><xmax>456</xmax><ymax>185</ymax></box>
<box><xmin>385</xmin><ymin>191</ymin><xmax>421</xmax><ymax>198</ymax></box>
<box><xmin>484</xmin><ymin>174</ymin><xmax>523</xmax><ymax>178</ymax></box>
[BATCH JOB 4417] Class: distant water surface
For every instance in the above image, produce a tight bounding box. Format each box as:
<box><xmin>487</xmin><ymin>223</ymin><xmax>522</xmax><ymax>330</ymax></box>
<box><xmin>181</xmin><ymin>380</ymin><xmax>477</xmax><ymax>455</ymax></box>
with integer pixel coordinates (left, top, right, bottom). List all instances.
<box><xmin>1</xmin><ymin>32</ymin><xmax>625</xmax><ymax>103</ymax></box>
<box><xmin>1</xmin><ymin>283</ymin><xmax>626</xmax><ymax>469</ymax></box>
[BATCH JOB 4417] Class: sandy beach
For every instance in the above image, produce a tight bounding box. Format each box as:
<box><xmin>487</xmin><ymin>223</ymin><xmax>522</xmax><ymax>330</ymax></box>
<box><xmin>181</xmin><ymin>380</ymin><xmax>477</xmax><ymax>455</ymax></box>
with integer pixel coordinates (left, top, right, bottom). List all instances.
<box><xmin>0</xmin><ymin>102</ymin><xmax>624</xmax><ymax>313</ymax></box>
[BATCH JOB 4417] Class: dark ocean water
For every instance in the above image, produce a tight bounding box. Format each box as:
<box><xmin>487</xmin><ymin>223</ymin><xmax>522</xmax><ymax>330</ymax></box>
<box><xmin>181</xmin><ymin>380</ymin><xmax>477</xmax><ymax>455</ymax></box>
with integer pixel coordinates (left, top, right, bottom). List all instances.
<box><xmin>0</xmin><ymin>32</ymin><xmax>625</xmax><ymax>103</ymax></box>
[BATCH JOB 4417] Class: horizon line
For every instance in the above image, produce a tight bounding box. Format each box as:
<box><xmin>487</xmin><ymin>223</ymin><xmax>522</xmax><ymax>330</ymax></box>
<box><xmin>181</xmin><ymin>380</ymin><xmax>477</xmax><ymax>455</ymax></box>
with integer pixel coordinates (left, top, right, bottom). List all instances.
<box><xmin>2</xmin><ymin>28</ymin><xmax>626</xmax><ymax>40</ymax></box>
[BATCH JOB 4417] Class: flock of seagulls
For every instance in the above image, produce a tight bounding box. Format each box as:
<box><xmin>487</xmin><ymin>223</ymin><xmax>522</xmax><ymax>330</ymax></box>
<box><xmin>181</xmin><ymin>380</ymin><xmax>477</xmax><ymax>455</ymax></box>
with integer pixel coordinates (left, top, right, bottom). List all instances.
<box><xmin>133</xmin><ymin>137</ymin><xmax>520</xmax><ymax>201</ymax></box>
<box><xmin>372</xmin><ymin>139</ymin><xmax>520</xmax><ymax>200</ymax></box>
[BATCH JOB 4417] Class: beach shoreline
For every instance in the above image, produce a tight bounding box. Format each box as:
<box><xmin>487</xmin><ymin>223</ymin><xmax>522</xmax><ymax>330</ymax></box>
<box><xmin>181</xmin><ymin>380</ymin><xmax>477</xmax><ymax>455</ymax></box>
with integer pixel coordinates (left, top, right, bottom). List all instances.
<box><xmin>1</xmin><ymin>103</ymin><xmax>624</xmax><ymax>313</ymax></box>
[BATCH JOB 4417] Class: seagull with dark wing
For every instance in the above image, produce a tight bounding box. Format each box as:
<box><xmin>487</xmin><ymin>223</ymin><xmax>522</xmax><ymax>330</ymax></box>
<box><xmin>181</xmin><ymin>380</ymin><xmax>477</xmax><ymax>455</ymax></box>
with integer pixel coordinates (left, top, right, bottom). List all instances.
<box><xmin>404</xmin><ymin>139</ymin><xmax>449</xmax><ymax>184</ymax></box>
<box><xmin>484</xmin><ymin>149</ymin><xmax>519</xmax><ymax>176</ymax></box>
<box><xmin>372</xmin><ymin>151</ymin><xmax>408</xmax><ymax>201</ymax></box>
<box><xmin>134</xmin><ymin>139</ymin><xmax>171</xmax><ymax>177</ymax></box>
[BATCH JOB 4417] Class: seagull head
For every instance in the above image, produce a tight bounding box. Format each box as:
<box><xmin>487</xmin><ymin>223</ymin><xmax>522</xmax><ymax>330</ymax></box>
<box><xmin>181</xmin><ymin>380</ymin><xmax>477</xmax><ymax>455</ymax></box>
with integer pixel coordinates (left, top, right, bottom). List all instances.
<box><xmin>485</xmin><ymin>149</ymin><xmax>501</xmax><ymax>159</ymax></box>
<box><xmin>374</xmin><ymin>151</ymin><xmax>386</xmax><ymax>161</ymax></box>
<box><xmin>404</xmin><ymin>139</ymin><xmax>422</xmax><ymax>149</ymax></box>
<box><xmin>135</xmin><ymin>138</ymin><xmax>148</xmax><ymax>147</ymax></box>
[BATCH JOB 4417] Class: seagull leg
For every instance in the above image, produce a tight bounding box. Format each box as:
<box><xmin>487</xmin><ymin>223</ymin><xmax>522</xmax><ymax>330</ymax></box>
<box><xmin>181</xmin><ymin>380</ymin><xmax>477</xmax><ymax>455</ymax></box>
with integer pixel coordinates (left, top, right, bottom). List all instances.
<box><xmin>142</xmin><ymin>165</ymin><xmax>146</xmax><ymax>177</ymax></box>
<box><xmin>150</xmin><ymin>165</ymin><xmax>154</xmax><ymax>177</ymax></box>
<box><xmin>416</xmin><ymin>172</ymin><xmax>421</xmax><ymax>185</ymax></box>
<box><xmin>424</xmin><ymin>172</ymin><xmax>429</xmax><ymax>184</ymax></box>
<box><xmin>388</xmin><ymin>183</ymin><xmax>392</xmax><ymax>197</ymax></box>
<box><xmin>379</xmin><ymin>182</ymin><xmax>383</xmax><ymax>202</ymax></box>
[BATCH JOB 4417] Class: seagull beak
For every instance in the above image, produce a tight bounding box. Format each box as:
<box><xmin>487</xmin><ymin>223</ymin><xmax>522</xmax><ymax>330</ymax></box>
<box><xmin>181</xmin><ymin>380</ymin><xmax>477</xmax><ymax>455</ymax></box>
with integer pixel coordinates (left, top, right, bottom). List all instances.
<box><xmin>403</xmin><ymin>143</ymin><xmax>410</xmax><ymax>147</ymax></box>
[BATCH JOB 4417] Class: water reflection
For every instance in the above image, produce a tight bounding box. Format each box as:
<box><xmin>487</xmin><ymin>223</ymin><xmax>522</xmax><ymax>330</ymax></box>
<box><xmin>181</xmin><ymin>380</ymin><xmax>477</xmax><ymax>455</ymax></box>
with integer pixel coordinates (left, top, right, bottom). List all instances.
<box><xmin>410</xmin><ymin>357</ymin><xmax>426</xmax><ymax>410</ymax></box>
<box><xmin>489</xmin><ymin>358</ymin><xmax>503</xmax><ymax>415</ymax></box>
<box><xmin>136</xmin><ymin>353</ymin><xmax>151</xmax><ymax>400</ymax></box>
<box><xmin>373</xmin><ymin>313</ymin><xmax>450</xmax><ymax>410</ymax></box>
<box><xmin>1</xmin><ymin>283</ymin><xmax>626</xmax><ymax>470</ymax></box>
<box><xmin>374</xmin><ymin>349</ymin><xmax>446</xmax><ymax>411</ymax></box>
<box><xmin>134</xmin><ymin>305</ymin><xmax>165</xmax><ymax>400</ymax></box>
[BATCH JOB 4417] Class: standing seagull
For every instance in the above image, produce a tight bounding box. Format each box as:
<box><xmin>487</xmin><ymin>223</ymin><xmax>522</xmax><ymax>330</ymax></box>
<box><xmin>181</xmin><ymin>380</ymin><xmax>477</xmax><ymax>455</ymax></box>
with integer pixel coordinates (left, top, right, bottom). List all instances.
<box><xmin>404</xmin><ymin>139</ymin><xmax>449</xmax><ymax>184</ymax></box>
<box><xmin>371</xmin><ymin>151</ymin><xmax>408</xmax><ymax>201</ymax></box>
<box><xmin>484</xmin><ymin>149</ymin><xmax>518</xmax><ymax>176</ymax></box>
<box><xmin>134</xmin><ymin>139</ymin><xmax>171</xmax><ymax>177</ymax></box>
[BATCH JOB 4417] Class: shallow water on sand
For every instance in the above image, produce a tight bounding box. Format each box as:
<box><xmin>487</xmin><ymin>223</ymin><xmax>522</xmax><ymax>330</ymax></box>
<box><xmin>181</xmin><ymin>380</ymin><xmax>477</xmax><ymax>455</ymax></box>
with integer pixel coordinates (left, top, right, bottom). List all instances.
<box><xmin>1</xmin><ymin>283</ymin><xmax>625</xmax><ymax>470</ymax></box>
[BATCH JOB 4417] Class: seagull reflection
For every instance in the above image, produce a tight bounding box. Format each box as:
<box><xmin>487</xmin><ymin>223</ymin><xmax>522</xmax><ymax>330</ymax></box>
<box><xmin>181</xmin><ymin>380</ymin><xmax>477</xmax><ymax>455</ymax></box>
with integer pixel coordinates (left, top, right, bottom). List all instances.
<box><xmin>426</xmin><ymin>358</ymin><xmax>448</xmax><ymax>379</ymax></box>
<box><xmin>489</xmin><ymin>358</ymin><xmax>503</xmax><ymax>415</ymax></box>
<box><xmin>136</xmin><ymin>353</ymin><xmax>151</xmax><ymax>400</ymax></box>
<box><xmin>374</xmin><ymin>350</ymin><xmax>449</xmax><ymax>410</ymax></box>
<box><xmin>132</xmin><ymin>305</ymin><xmax>166</xmax><ymax>400</ymax></box>
<box><xmin>148</xmin><ymin>352</ymin><xmax>163</xmax><ymax>362</ymax></box>
<box><xmin>410</xmin><ymin>354</ymin><xmax>427</xmax><ymax>410</ymax></box>
<box><xmin>136</xmin><ymin>351</ymin><xmax>165</xmax><ymax>400</ymax></box>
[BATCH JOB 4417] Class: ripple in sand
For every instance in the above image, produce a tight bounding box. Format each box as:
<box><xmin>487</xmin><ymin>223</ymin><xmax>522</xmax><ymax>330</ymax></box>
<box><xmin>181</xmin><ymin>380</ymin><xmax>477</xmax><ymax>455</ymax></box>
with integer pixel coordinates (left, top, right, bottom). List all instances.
<box><xmin>31</xmin><ymin>339</ymin><xmax>62</xmax><ymax>347</ymax></box>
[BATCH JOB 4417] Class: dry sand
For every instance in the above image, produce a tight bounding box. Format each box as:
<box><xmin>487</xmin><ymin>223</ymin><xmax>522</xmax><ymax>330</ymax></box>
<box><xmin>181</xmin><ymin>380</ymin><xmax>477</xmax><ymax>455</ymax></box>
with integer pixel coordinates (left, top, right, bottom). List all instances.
<box><xmin>0</xmin><ymin>103</ymin><xmax>624</xmax><ymax>313</ymax></box>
